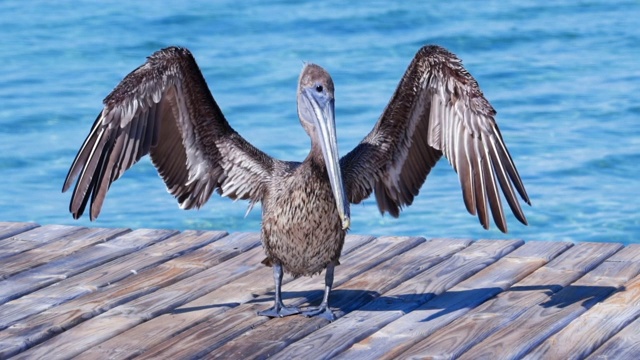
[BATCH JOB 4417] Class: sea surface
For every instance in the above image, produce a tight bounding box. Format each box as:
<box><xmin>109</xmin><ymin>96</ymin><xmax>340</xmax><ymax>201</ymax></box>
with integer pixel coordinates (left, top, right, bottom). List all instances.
<box><xmin>1</xmin><ymin>0</ymin><xmax>638</xmax><ymax>244</ymax></box>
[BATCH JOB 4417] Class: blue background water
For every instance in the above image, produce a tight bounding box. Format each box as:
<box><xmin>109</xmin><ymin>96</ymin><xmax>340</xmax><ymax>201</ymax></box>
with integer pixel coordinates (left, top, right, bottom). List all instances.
<box><xmin>1</xmin><ymin>0</ymin><xmax>638</xmax><ymax>244</ymax></box>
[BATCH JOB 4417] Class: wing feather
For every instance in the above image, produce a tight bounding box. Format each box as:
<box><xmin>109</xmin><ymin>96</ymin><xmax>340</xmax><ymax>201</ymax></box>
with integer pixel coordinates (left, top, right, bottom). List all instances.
<box><xmin>341</xmin><ymin>45</ymin><xmax>530</xmax><ymax>232</ymax></box>
<box><xmin>473</xmin><ymin>137</ymin><xmax>490</xmax><ymax>228</ymax></box>
<box><xmin>63</xmin><ymin>46</ymin><xmax>274</xmax><ymax>220</ymax></box>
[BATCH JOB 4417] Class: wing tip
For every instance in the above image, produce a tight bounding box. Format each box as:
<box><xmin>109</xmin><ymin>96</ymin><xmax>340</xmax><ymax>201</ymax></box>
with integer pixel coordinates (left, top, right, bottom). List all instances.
<box><xmin>480</xmin><ymin>217</ymin><xmax>490</xmax><ymax>231</ymax></box>
<box><xmin>417</xmin><ymin>44</ymin><xmax>456</xmax><ymax>59</ymax></box>
<box><xmin>496</xmin><ymin>219</ymin><xmax>507</xmax><ymax>233</ymax></box>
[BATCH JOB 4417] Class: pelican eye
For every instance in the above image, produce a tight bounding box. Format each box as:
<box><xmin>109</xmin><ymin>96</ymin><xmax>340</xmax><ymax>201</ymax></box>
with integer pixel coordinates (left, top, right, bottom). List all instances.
<box><xmin>315</xmin><ymin>84</ymin><xmax>323</xmax><ymax>93</ymax></box>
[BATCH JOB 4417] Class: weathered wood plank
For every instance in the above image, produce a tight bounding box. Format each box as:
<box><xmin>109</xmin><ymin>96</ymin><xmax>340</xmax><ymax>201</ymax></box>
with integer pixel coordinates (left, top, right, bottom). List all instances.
<box><xmin>336</xmin><ymin>240</ymin><xmax>565</xmax><ymax>360</ymax></box>
<box><xmin>0</xmin><ymin>231</ymin><xmax>256</xmax><ymax>359</ymax></box>
<box><xmin>74</xmin><ymin>234</ymin><xmax>376</xmax><ymax>360</ymax></box>
<box><xmin>525</xmin><ymin>245</ymin><xmax>640</xmax><ymax>360</ymax></box>
<box><xmin>0</xmin><ymin>228</ymin><xmax>177</xmax><ymax>306</ymax></box>
<box><xmin>11</xmin><ymin>234</ymin><xmax>273</xmax><ymax>360</ymax></box>
<box><xmin>2</xmin><ymin>222</ymin><xmax>637</xmax><ymax>360</ymax></box>
<box><xmin>334</xmin><ymin>239</ymin><xmax>522</xmax><ymax>360</ymax></box>
<box><xmin>0</xmin><ymin>224</ymin><xmax>86</xmax><ymax>260</ymax></box>
<box><xmin>131</xmin><ymin>235</ymin><xmax>423</xmax><ymax>359</ymax></box>
<box><xmin>587</xmin><ymin>315</ymin><xmax>640</xmax><ymax>359</ymax></box>
<box><xmin>143</xmin><ymin>239</ymin><xmax>519</xmax><ymax>360</ymax></box>
<box><xmin>0</xmin><ymin>229</ymin><xmax>227</xmax><ymax>331</ymax></box>
<box><xmin>0</xmin><ymin>222</ymin><xmax>39</xmax><ymax>241</ymax></box>
<box><xmin>211</xmin><ymin>238</ymin><xmax>472</xmax><ymax>359</ymax></box>
<box><xmin>0</xmin><ymin>227</ymin><xmax>130</xmax><ymax>279</ymax></box>
<box><xmin>460</xmin><ymin>243</ymin><xmax>640</xmax><ymax>360</ymax></box>
<box><xmin>395</xmin><ymin>241</ymin><xmax>618</xmax><ymax>359</ymax></box>
<box><xmin>341</xmin><ymin>234</ymin><xmax>374</xmax><ymax>255</ymax></box>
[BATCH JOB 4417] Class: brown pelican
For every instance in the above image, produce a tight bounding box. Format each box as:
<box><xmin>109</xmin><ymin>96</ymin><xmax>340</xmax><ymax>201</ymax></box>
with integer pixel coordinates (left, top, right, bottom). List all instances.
<box><xmin>62</xmin><ymin>45</ymin><xmax>530</xmax><ymax>320</ymax></box>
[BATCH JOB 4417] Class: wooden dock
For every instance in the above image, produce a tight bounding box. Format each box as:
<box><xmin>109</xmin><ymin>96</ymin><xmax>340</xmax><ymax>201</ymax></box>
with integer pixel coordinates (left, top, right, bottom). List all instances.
<box><xmin>0</xmin><ymin>222</ymin><xmax>639</xmax><ymax>359</ymax></box>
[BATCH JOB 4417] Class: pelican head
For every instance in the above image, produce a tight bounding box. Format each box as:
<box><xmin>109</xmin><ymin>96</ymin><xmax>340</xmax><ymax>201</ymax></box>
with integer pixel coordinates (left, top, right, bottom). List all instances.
<box><xmin>297</xmin><ymin>63</ymin><xmax>350</xmax><ymax>230</ymax></box>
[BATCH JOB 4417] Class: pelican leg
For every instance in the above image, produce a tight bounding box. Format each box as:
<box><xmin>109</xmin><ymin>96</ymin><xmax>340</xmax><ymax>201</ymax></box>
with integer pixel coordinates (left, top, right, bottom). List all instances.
<box><xmin>302</xmin><ymin>262</ymin><xmax>337</xmax><ymax>321</ymax></box>
<box><xmin>258</xmin><ymin>263</ymin><xmax>300</xmax><ymax>318</ymax></box>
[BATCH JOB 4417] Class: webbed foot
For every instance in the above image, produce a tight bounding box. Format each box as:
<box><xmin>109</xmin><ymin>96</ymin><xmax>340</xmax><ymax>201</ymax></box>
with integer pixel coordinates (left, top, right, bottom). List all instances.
<box><xmin>302</xmin><ymin>305</ymin><xmax>337</xmax><ymax>321</ymax></box>
<box><xmin>258</xmin><ymin>304</ymin><xmax>301</xmax><ymax>318</ymax></box>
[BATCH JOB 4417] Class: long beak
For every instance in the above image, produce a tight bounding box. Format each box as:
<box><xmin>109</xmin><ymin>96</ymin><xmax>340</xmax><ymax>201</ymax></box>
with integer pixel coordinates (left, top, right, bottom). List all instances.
<box><xmin>303</xmin><ymin>88</ymin><xmax>351</xmax><ymax>230</ymax></box>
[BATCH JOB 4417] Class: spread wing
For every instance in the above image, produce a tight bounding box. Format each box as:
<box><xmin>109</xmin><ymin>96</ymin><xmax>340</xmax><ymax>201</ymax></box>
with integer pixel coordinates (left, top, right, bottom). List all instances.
<box><xmin>62</xmin><ymin>46</ymin><xmax>274</xmax><ymax>220</ymax></box>
<box><xmin>341</xmin><ymin>45</ymin><xmax>530</xmax><ymax>232</ymax></box>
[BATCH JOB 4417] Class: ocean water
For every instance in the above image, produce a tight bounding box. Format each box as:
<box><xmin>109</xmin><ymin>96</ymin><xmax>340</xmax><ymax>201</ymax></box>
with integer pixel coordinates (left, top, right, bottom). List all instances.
<box><xmin>1</xmin><ymin>0</ymin><xmax>638</xmax><ymax>244</ymax></box>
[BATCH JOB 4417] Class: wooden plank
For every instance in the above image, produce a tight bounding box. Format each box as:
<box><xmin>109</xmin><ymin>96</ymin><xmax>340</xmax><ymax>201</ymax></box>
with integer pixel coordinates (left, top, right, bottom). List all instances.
<box><xmin>10</xmin><ymin>233</ymin><xmax>272</xmax><ymax>360</ymax></box>
<box><xmin>140</xmin><ymin>239</ymin><xmax>519</xmax><ymax>360</ymax></box>
<box><xmin>0</xmin><ymin>231</ymin><xmax>256</xmax><ymax>359</ymax></box>
<box><xmin>0</xmin><ymin>228</ymin><xmax>177</xmax><ymax>306</ymax></box>
<box><xmin>128</xmin><ymin>235</ymin><xmax>422</xmax><ymax>360</ymax></box>
<box><xmin>525</xmin><ymin>245</ymin><xmax>640</xmax><ymax>359</ymax></box>
<box><xmin>394</xmin><ymin>241</ymin><xmax>619</xmax><ymax>359</ymax></box>
<box><xmin>336</xmin><ymin>240</ymin><xmax>566</xmax><ymax>360</ymax></box>
<box><xmin>460</xmin><ymin>243</ymin><xmax>640</xmax><ymax>360</ymax></box>
<box><xmin>74</xmin><ymin>234</ymin><xmax>376</xmax><ymax>360</ymax></box>
<box><xmin>0</xmin><ymin>229</ymin><xmax>227</xmax><ymax>331</ymax></box>
<box><xmin>332</xmin><ymin>239</ymin><xmax>525</xmax><ymax>360</ymax></box>
<box><xmin>0</xmin><ymin>227</ymin><xmax>130</xmax><ymax>279</ymax></box>
<box><xmin>587</xmin><ymin>315</ymin><xmax>640</xmax><ymax>359</ymax></box>
<box><xmin>0</xmin><ymin>224</ymin><xmax>86</xmax><ymax>260</ymax></box>
<box><xmin>216</xmin><ymin>238</ymin><xmax>472</xmax><ymax>360</ymax></box>
<box><xmin>0</xmin><ymin>222</ymin><xmax>39</xmax><ymax>240</ymax></box>
<box><xmin>2</xmin><ymin>223</ymin><xmax>636</xmax><ymax>360</ymax></box>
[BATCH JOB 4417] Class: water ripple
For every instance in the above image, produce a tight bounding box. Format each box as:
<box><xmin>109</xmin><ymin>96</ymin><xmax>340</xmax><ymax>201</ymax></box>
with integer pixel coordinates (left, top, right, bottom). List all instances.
<box><xmin>0</xmin><ymin>0</ymin><xmax>638</xmax><ymax>244</ymax></box>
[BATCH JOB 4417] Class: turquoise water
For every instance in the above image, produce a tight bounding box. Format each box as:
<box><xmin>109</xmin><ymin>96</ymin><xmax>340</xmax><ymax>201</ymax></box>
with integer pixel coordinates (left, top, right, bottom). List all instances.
<box><xmin>1</xmin><ymin>0</ymin><xmax>639</xmax><ymax>244</ymax></box>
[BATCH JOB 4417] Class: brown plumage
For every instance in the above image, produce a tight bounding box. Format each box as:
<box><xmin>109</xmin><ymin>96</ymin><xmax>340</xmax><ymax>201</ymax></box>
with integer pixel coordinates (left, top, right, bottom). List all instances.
<box><xmin>63</xmin><ymin>45</ymin><xmax>530</xmax><ymax>320</ymax></box>
<box><xmin>261</xmin><ymin>159</ymin><xmax>344</xmax><ymax>277</ymax></box>
<box><xmin>341</xmin><ymin>45</ymin><xmax>529</xmax><ymax>232</ymax></box>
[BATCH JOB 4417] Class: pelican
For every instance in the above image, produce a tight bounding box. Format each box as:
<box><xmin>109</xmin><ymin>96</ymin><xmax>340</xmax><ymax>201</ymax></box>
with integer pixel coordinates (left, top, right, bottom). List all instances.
<box><xmin>63</xmin><ymin>45</ymin><xmax>530</xmax><ymax>320</ymax></box>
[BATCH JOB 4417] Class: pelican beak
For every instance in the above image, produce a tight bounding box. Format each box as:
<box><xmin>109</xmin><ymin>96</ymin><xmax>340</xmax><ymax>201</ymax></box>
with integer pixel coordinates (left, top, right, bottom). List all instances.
<box><xmin>302</xmin><ymin>88</ymin><xmax>351</xmax><ymax>230</ymax></box>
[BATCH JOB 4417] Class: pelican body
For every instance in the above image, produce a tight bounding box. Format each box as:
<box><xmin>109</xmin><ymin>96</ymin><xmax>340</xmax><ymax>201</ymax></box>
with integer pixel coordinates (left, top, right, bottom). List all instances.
<box><xmin>63</xmin><ymin>45</ymin><xmax>530</xmax><ymax>320</ymax></box>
